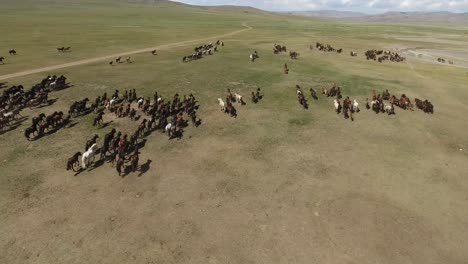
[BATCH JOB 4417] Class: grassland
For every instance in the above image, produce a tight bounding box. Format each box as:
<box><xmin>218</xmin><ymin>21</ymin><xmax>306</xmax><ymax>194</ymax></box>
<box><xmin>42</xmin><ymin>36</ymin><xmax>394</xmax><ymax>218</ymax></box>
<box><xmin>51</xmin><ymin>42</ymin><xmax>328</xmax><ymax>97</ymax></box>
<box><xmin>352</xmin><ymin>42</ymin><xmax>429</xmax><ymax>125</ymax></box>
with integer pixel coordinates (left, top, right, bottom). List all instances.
<box><xmin>1</xmin><ymin>1</ymin><xmax>468</xmax><ymax>263</ymax></box>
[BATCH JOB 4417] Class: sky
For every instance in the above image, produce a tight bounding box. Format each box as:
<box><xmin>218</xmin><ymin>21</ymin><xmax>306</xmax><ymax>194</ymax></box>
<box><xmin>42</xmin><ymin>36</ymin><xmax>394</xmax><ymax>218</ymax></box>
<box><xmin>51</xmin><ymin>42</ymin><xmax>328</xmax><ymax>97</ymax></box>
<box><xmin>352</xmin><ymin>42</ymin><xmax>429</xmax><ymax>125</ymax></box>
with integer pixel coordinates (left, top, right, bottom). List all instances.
<box><xmin>171</xmin><ymin>0</ymin><xmax>468</xmax><ymax>13</ymax></box>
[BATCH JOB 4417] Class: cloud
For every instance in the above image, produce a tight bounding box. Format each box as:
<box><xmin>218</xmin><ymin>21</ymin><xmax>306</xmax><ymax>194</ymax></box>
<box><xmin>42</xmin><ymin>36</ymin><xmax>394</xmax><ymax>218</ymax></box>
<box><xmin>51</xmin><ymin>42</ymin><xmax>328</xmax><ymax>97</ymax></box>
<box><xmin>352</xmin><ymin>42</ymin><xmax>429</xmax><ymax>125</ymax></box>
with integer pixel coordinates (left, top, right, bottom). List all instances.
<box><xmin>171</xmin><ymin>0</ymin><xmax>468</xmax><ymax>12</ymax></box>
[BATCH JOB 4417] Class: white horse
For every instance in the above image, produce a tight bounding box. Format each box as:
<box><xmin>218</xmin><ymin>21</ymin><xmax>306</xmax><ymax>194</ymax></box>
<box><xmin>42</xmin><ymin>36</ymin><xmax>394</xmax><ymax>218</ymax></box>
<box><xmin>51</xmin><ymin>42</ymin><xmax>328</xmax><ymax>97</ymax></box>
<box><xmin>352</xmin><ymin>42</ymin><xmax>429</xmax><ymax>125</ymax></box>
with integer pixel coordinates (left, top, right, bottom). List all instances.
<box><xmin>234</xmin><ymin>93</ymin><xmax>244</xmax><ymax>104</ymax></box>
<box><xmin>218</xmin><ymin>98</ymin><xmax>225</xmax><ymax>111</ymax></box>
<box><xmin>81</xmin><ymin>143</ymin><xmax>97</xmax><ymax>169</ymax></box>
<box><xmin>353</xmin><ymin>99</ymin><xmax>360</xmax><ymax>112</ymax></box>
<box><xmin>333</xmin><ymin>99</ymin><xmax>341</xmax><ymax>112</ymax></box>
<box><xmin>105</xmin><ymin>98</ymin><xmax>117</xmax><ymax>111</ymax></box>
<box><xmin>49</xmin><ymin>80</ymin><xmax>57</xmax><ymax>89</ymax></box>
<box><xmin>165</xmin><ymin>123</ymin><xmax>175</xmax><ymax>137</ymax></box>
<box><xmin>249</xmin><ymin>54</ymin><xmax>255</xmax><ymax>62</ymax></box>
<box><xmin>384</xmin><ymin>104</ymin><xmax>395</xmax><ymax>115</ymax></box>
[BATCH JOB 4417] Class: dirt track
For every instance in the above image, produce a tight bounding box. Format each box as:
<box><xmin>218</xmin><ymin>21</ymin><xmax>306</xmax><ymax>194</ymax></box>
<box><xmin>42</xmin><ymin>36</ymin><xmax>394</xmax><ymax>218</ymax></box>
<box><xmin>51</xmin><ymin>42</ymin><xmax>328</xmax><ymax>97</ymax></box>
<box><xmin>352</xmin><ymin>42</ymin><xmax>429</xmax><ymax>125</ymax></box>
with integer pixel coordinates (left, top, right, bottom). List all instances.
<box><xmin>0</xmin><ymin>23</ymin><xmax>252</xmax><ymax>81</ymax></box>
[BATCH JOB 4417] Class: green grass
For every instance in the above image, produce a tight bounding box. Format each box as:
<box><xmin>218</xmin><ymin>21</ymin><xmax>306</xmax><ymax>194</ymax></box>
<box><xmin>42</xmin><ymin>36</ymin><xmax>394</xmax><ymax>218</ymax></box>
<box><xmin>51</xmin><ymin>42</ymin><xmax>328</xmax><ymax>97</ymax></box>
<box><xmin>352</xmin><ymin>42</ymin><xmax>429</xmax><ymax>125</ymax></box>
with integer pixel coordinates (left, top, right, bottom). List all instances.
<box><xmin>1</xmin><ymin>1</ymin><xmax>468</xmax><ymax>263</ymax></box>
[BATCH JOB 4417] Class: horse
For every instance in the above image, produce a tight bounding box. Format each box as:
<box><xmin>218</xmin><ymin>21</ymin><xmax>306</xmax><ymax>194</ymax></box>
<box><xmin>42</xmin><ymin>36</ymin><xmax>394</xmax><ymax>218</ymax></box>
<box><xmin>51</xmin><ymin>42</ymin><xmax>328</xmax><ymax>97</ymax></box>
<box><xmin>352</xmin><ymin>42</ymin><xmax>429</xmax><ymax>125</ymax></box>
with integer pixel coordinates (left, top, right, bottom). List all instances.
<box><xmin>234</xmin><ymin>93</ymin><xmax>245</xmax><ymax>105</ymax></box>
<box><xmin>384</xmin><ymin>103</ymin><xmax>395</xmax><ymax>115</ymax></box>
<box><xmin>24</xmin><ymin>125</ymin><xmax>38</xmax><ymax>140</ymax></box>
<box><xmin>85</xmin><ymin>134</ymin><xmax>99</xmax><ymax>151</ymax></box>
<box><xmin>0</xmin><ymin>57</ymin><xmax>4</xmax><ymax>64</ymax></box>
<box><xmin>298</xmin><ymin>94</ymin><xmax>308</xmax><ymax>109</ymax></box>
<box><xmin>137</xmin><ymin>119</ymin><xmax>147</xmax><ymax>137</ymax></box>
<box><xmin>93</xmin><ymin>112</ymin><xmax>104</xmax><ymax>127</ymax></box>
<box><xmin>66</xmin><ymin>152</ymin><xmax>82</xmax><ymax>171</ymax></box>
<box><xmin>130</xmin><ymin>151</ymin><xmax>139</xmax><ymax>172</ymax></box>
<box><xmin>165</xmin><ymin>123</ymin><xmax>176</xmax><ymax>138</ymax></box>
<box><xmin>218</xmin><ymin>98</ymin><xmax>225</xmax><ymax>111</ymax></box>
<box><xmin>334</xmin><ymin>99</ymin><xmax>342</xmax><ymax>114</ymax></box>
<box><xmin>57</xmin><ymin>47</ymin><xmax>65</xmax><ymax>52</ymax></box>
<box><xmin>81</xmin><ymin>143</ymin><xmax>97</xmax><ymax>169</ymax></box>
<box><xmin>350</xmin><ymin>51</ymin><xmax>357</xmax><ymax>56</ymax></box>
<box><xmin>151</xmin><ymin>49</ymin><xmax>157</xmax><ymax>55</ymax></box>
<box><xmin>116</xmin><ymin>56</ymin><xmax>122</xmax><ymax>63</ymax></box>
<box><xmin>126</xmin><ymin>57</ymin><xmax>131</xmax><ymax>63</ymax></box>
<box><xmin>310</xmin><ymin>88</ymin><xmax>318</xmax><ymax>100</ymax></box>
<box><xmin>116</xmin><ymin>157</ymin><xmax>125</xmax><ymax>176</ymax></box>
<box><xmin>352</xmin><ymin>99</ymin><xmax>360</xmax><ymax>112</ymax></box>
<box><xmin>9</xmin><ymin>49</ymin><xmax>16</xmax><ymax>55</ymax></box>
<box><xmin>251</xmin><ymin>92</ymin><xmax>258</xmax><ymax>103</ymax></box>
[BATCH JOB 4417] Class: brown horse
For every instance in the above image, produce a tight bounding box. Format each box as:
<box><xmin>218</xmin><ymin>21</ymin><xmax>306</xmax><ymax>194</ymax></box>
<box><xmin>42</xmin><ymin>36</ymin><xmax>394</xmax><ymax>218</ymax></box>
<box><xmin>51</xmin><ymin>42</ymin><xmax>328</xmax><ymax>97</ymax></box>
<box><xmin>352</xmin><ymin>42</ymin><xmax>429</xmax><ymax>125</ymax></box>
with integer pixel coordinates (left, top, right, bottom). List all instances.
<box><xmin>67</xmin><ymin>152</ymin><xmax>82</xmax><ymax>171</ymax></box>
<box><xmin>93</xmin><ymin>112</ymin><xmax>104</xmax><ymax>127</ymax></box>
<box><xmin>130</xmin><ymin>151</ymin><xmax>139</xmax><ymax>172</ymax></box>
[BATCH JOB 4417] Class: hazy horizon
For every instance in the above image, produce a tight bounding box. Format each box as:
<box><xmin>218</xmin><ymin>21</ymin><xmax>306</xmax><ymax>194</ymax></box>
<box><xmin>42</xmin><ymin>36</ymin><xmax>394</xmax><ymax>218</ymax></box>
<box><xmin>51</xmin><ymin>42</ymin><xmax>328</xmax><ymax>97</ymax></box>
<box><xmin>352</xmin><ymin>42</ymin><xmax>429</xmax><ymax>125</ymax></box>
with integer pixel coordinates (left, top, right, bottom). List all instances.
<box><xmin>171</xmin><ymin>0</ymin><xmax>468</xmax><ymax>14</ymax></box>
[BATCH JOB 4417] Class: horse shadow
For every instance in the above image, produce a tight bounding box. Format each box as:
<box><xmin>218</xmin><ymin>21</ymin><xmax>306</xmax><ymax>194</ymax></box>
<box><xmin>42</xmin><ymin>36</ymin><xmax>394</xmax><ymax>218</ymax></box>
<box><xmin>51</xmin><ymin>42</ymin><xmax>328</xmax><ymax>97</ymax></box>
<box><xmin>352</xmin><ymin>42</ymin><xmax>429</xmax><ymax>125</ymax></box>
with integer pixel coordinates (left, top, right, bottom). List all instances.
<box><xmin>99</xmin><ymin>121</ymin><xmax>113</xmax><ymax>129</ymax></box>
<box><xmin>54</xmin><ymin>83</ymin><xmax>73</xmax><ymax>91</ymax></box>
<box><xmin>0</xmin><ymin>117</ymin><xmax>28</xmax><ymax>135</ymax></box>
<box><xmin>170</xmin><ymin>129</ymin><xmax>184</xmax><ymax>140</ymax></box>
<box><xmin>86</xmin><ymin>159</ymin><xmax>105</xmax><ymax>172</ymax></box>
<box><xmin>35</xmin><ymin>98</ymin><xmax>58</xmax><ymax>109</ymax></box>
<box><xmin>74</xmin><ymin>108</ymin><xmax>93</xmax><ymax>117</ymax></box>
<box><xmin>64</xmin><ymin>121</ymin><xmax>78</xmax><ymax>129</ymax></box>
<box><xmin>178</xmin><ymin>120</ymin><xmax>189</xmax><ymax>128</ymax></box>
<box><xmin>138</xmin><ymin>159</ymin><xmax>152</xmax><ymax>177</ymax></box>
<box><xmin>134</xmin><ymin>139</ymin><xmax>147</xmax><ymax>150</ymax></box>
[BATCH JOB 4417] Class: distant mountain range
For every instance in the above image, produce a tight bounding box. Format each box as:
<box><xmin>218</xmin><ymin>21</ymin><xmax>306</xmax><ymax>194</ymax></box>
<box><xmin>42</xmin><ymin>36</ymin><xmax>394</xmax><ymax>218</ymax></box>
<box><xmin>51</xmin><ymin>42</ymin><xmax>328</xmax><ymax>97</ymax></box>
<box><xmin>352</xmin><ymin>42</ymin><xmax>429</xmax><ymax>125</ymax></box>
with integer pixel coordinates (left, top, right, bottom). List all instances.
<box><xmin>285</xmin><ymin>10</ymin><xmax>468</xmax><ymax>25</ymax></box>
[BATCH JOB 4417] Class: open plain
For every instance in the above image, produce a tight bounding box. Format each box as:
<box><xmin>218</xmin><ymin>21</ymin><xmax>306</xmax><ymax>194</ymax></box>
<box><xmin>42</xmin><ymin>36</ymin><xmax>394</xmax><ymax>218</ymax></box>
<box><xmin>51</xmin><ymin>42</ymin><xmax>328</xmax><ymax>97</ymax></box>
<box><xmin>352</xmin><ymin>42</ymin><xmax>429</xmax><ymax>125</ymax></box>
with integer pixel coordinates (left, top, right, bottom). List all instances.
<box><xmin>1</xmin><ymin>1</ymin><xmax>468</xmax><ymax>263</ymax></box>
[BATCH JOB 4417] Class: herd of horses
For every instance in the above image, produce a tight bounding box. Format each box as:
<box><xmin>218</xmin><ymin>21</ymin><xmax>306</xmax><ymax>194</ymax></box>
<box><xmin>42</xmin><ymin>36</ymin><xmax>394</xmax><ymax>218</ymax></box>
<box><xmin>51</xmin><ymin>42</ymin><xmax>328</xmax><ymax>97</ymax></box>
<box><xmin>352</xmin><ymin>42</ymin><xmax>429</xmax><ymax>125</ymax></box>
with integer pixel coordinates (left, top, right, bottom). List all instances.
<box><xmin>65</xmin><ymin>88</ymin><xmax>201</xmax><ymax>175</ymax></box>
<box><xmin>217</xmin><ymin>88</ymin><xmax>262</xmax><ymax>118</ymax></box>
<box><xmin>182</xmin><ymin>40</ymin><xmax>223</xmax><ymax>62</ymax></box>
<box><xmin>109</xmin><ymin>56</ymin><xmax>132</xmax><ymax>65</ymax></box>
<box><xmin>0</xmin><ymin>49</ymin><xmax>17</xmax><ymax>64</ymax></box>
<box><xmin>365</xmin><ymin>49</ymin><xmax>406</xmax><ymax>63</ymax></box>
<box><xmin>312</xmin><ymin>42</ymin><xmax>343</xmax><ymax>53</ymax></box>
<box><xmin>24</xmin><ymin>111</ymin><xmax>71</xmax><ymax>140</ymax></box>
<box><xmin>0</xmin><ymin>75</ymin><xmax>68</xmax><ymax>132</ymax></box>
<box><xmin>437</xmin><ymin>57</ymin><xmax>454</xmax><ymax>64</ymax></box>
<box><xmin>57</xmin><ymin>47</ymin><xmax>72</xmax><ymax>53</ymax></box>
<box><xmin>2</xmin><ymin>38</ymin><xmax>438</xmax><ymax>177</ymax></box>
<box><xmin>293</xmin><ymin>81</ymin><xmax>433</xmax><ymax>121</ymax></box>
<box><xmin>306</xmin><ymin>42</ymin><xmax>406</xmax><ymax>63</ymax></box>
<box><xmin>273</xmin><ymin>43</ymin><xmax>287</xmax><ymax>54</ymax></box>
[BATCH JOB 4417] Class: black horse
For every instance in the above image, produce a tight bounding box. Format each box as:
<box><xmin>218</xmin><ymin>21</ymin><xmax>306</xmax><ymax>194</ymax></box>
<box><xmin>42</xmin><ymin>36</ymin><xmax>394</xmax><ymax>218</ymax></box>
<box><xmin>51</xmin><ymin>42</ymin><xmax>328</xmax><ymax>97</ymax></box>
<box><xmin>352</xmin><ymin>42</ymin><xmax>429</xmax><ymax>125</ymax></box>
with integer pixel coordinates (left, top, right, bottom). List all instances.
<box><xmin>24</xmin><ymin>125</ymin><xmax>38</xmax><ymax>140</ymax></box>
